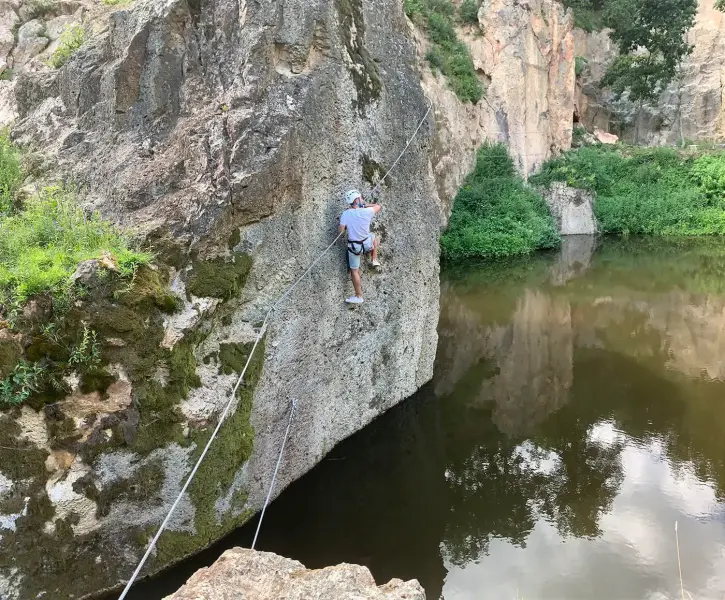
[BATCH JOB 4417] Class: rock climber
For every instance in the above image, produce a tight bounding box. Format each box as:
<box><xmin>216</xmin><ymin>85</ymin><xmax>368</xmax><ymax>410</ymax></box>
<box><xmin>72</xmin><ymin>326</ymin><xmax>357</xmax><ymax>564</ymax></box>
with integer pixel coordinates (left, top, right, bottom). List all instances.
<box><xmin>339</xmin><ymin>189</ymin><xmax>381</xmax><ymax>305</ymax></box>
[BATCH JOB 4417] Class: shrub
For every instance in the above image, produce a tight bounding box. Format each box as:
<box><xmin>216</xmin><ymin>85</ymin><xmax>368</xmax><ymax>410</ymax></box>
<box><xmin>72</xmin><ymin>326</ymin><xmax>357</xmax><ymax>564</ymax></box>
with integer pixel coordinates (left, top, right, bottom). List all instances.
<box><xmin>459</xmin><ymin>0</ymin><xmax>480</xmax><ymax>25</ymax></box>
<box><xmin>531</xmin><ymin>145</ymin><xmax>725</xmax><ymax>236</ymax></box>
<box><xmin>404</xmin><ymin>0</ymin><xmax>484</xmax><ymax>103</ymax></box>
<box><xmin>441</xmin><ymin>143</ymin><xmax>560</xmax><ymax>260</ymax></box>
<box><xmin>0</xmin><ymin>361</ymin><xmax>43</xmax><ymax>406</ymax></box>
<box><xmin>0</xmin><ymin>186</ymin><xmax>151</xmax><ymax>307</ymax></box>
<box><xmin>561</xmin><ymin>0</ymin><xmax>606</xmax><ymax>31</ymax></box>
<box><xmin>0</xmin><ymin>132</ymin><xmax>21</xmax><ymax>214</ymax></box>
<box><xmin>575</xmin><ymin>56</ymin><xmax>588</xmax><ymax>77</ymax></box>
<box><xmin>690</xmin><ymin>153</ymin><xmax>725</xmax><ymax>206</ymax></box>
<box><xmin>0</xmin><ymin>68</ymin><xmax>12</xmax><ymax>81</ymax></box>
<box><xmin>47</xmin><ymin>24</ymin><xmax>86</xmax><ymax>69</ymax></box>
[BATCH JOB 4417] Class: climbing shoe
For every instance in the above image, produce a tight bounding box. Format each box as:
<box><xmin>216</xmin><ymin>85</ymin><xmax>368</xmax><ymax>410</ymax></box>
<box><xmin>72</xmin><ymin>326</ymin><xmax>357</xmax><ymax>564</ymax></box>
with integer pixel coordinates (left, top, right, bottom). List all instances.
<box><xmin>371</xmin><ymin>259</ymin><xmax>381</xmax><ymax>267</ymax></box>
<box><xmin>345</xmin><ymin>296</ymin><xmax>364</xmax><ymax>304</ymax></box>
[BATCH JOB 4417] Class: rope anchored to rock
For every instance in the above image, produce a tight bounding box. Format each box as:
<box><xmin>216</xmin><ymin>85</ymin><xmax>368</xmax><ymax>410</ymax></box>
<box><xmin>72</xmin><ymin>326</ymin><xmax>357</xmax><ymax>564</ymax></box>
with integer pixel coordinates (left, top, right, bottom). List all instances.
<box><xmin>117</xmin><ymin>98</ymin><xmax>432</xmax><ymax>599</ymax></box>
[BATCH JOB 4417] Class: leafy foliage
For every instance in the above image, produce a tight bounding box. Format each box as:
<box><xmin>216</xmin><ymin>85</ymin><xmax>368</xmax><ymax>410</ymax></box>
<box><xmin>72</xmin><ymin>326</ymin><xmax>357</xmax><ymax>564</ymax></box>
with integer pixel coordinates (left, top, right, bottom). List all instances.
<box><xmin>561</xmin><ymin>0</ymin><xmax>606</xmax><ymax>31</ymax></box>
<box><xmin>531</xmin><ymin>145</ymin><xmax>725</xmax><ymax>236</ymax></box>
<box><xmin>441</xmin><ymin>143</ymin><xmax>560</xmax><ymax>260</ymax></box>
<box><xmin>404</xmin><ymin>0</ymin><xmax>484</xmax><ymax>103</ymax></box>
<box><xmin>690</xmin><ymin>154</ymin><xmax>725</xmax><ymax>203</ymax></box>
<box><xmin>47</xmin><ymin>24</ymin><xmax>86</xmax><ymax>69</ymax></box>
<box><xmin>0</xmin><ymin>361</ymin><xmax>43</xmax><ymax>406</ymax></box>
<box><xmin>601</xmin><ymin>0</ymin><xmax>696</xmax><ymax>103</ymax></box>
<box><xmin>459</xmin><ymin>0</ymin><xmax>480</xmax><ymax>25</ymax></box>
<box><xmin>69</xmin><ymin>324</ymin><xmax>101</xmax><ymax>370</ymax></box>
<box><xmin>0</xmin><ymin>132</ymin><xmax>21</xmax><ymax>214</ymax></box>
<box><xmin>575</xmin><ymin>56</ymin><xmax>588</xmax><ymax>77</ymax></box>
<box><xmin>0</xmin><ymin>186</ymin><xmax>151</xmax><ymax>307</ymax></box>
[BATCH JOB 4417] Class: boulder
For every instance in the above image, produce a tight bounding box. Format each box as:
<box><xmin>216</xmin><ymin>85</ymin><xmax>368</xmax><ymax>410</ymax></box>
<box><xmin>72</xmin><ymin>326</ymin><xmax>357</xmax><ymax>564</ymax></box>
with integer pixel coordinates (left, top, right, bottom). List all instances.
<box><xmin>165</xmin><ymin>548</ymin><xmax>426</xmax><ymax>600</ymax></box>
<box><xmin>11</xmin><ymin>20</ymin><xmax>49</xmax><ymax>69</ymax></box>
<box><xmin>594</xmin><ymin>127</ymin><xmax>618</xmax><ymax>144</ymax></box>
<box><xmin>0</xmin><ymin>4</ymin><xmax>19</xmax><ymax>69</ymax></box>
<box><xmin>543</xmin><ymin>182</ymin><xmax>597</xmax><ymax>235</ymax></box>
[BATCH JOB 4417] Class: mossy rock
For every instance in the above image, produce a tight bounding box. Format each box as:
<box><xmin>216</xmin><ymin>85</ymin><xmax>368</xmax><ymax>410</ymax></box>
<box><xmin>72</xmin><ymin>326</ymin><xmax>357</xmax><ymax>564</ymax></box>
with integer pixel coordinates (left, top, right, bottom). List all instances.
<box><xmin>154</xmin><ymin>339</ymin><xmax>265</xmax><ymax>567</ymax></box>
<box><xmin>187</xmin><ymin>254</ymin><xmax>253</xmax><ymax>300</ymax></box>
<box><xmin>335</xmin><ymin>0</ymin><xmax>383</xmax><ymax>114</ymax></box>
<box><xmin>0</xmin><ymin>336</ymin><xmax>23</xmax><ymax>378</ymax></box>
<box><xmin>0</xmin><ymin>415</ymin><xmax>48</xmax><ymax>482</ymax></box>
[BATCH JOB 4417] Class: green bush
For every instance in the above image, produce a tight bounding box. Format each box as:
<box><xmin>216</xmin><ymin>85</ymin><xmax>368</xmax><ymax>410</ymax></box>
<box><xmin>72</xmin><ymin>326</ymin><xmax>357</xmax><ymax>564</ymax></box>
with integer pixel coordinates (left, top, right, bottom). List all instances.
<box><xmin>0</xmin><ymin>132</ymin><xmax>21</xmax><ymax>214</ymax></box>
<box><xmin>404</xmin><ymin>0</ymin><xmax>483</xmax><ymax>103</ymax></box>
<box><xmin>562</xmin><ymin>0</ymin><xmax>606</xmax><ymax>31</ymax></box>
<box><xmin>575</xmin><ymin>56</ymin><xmax>588</xmax><ymax>77</ymax></box>
<box><xmin>459</xmin><ymin>0</ymin><xmax>480</xmax><ymax>24</ymax></box>
<box><xmin>0</xmin><ymin>186</ymin><xmax>151</xmax><ymax>307</ymax></box>
<box><xmin>531</xmin><ymin>145</ymin><xmax>725</xmax><ymax>236</ymax></box>
<box><xmin>441</xmin><ymin>143</ymin><xmax>560</xmax><ymax>260</ymax></box>
<box><xmin>47</xmin><ymin>24</ymin><xmax>86</xmax><ymax>69</ymax></box>
<box><xmin>690</xmin><ymin>153</ymin><xmax>725</xmax><ymax>205</ymax></box>
<box><xmin>0</xmin><ymin>361</ymin><xmax>43</xmax><ymax>406</ymax></box>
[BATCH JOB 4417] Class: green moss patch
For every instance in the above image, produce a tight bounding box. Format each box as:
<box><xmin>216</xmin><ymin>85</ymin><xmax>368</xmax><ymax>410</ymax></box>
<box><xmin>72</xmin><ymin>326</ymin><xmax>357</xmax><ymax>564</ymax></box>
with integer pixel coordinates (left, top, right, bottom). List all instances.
<box><xmin>361</xmin><ymin>154</ymin><xmax>390</xmax><ymax>188</ymax></box>
<box><xmin>0</xmin><ymin>415</ymin><xmax>48</xmax><ymax>482</ymax></box>
<box><xmin>154</xmin><ymin>339</ymin><xmax>264</xmax><ymax>566</ymax></box>
<box><xmin>187</xmin><ymin>255</ymin><xmax>252</xmax><ymax>300</ymax></box>
<box><xmin>335</xmin><ymin>0</ymin><xmax>383</xmax><ymax>114</ymax></box>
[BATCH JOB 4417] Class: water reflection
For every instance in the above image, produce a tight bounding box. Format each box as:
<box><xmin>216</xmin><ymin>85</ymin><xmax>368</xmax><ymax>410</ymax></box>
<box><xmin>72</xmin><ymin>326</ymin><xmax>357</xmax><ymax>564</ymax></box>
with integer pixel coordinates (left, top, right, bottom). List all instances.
<box><xmin>437</xmin><ymin>237</ymin><xmax>725</xmax><ymax>599</ymax></box>
<box><xmin>131</xmin><ymin>237</ymin><xmax>725</xmax><ymax>600</ymax></box>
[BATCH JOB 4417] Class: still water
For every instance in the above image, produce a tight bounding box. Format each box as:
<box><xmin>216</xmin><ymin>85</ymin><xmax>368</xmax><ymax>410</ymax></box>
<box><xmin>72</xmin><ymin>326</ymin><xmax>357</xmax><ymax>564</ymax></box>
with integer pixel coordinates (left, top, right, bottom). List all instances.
<box><xmin>131</xmin><ymin>236</ymin><xmax>725</xmax><ymax>600</ymax></box>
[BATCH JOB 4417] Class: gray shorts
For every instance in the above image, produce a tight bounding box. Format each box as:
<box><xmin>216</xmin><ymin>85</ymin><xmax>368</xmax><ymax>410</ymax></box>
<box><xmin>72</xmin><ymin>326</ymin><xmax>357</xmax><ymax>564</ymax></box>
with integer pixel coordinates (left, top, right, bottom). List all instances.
<box><xmin>347</xmin><ymin>234</ymin><xmax>375</xmax><ymax>270</ymax></box>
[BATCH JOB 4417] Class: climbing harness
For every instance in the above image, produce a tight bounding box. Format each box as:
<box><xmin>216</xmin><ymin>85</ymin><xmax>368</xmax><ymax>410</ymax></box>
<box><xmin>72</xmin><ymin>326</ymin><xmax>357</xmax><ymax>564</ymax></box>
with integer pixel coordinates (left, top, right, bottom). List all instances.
<box><xmin>346</xmin><ymin>238</ymin><xmax>369</xmax><ymax>256</ymax></box>
<box><xmin>117</xmin><ymin>97</ymin><xmax>432</xmax><ymax>599</ymax></box>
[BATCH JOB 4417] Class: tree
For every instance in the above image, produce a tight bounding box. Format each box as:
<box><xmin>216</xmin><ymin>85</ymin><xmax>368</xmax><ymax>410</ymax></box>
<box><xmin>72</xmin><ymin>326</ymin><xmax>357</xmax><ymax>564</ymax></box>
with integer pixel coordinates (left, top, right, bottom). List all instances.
<box><xmin>601</xmin><ymin>0</ymin><xmax>697</xmax><ymax>104</ymax></box>
<box><xmin>717</xmin><ymin>0</ymin><xmax>725</xmax><ymax>10</ymax></box>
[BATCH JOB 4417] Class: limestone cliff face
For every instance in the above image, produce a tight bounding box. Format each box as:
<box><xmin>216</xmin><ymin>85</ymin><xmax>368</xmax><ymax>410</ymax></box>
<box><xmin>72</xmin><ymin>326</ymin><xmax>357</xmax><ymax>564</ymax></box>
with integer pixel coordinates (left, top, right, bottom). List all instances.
<box><xmin>0</xmin><ymin>0</ymin><xmax>439</xmax><ymax>598</ymax></box>
<box><xmin>576</xmin><ymin>0</ymin><xmax>725</xmax><ymax>144</ymax></box>
<box><xmin>0</xmin><ymin>0</ymin><xmax>579</xmax><ymax>598</ymax></box>
<box><xmin>417</xmin><ymin>0</ymin><xmax>576</xmax><ymax>208</ymax></box>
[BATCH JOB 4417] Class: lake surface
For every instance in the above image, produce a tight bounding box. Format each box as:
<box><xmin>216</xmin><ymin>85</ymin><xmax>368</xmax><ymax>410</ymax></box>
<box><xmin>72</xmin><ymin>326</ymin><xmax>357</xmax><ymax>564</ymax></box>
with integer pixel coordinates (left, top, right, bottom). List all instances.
<box><xmin>126</xmin><ymin>236</ymin><xmax>725</xmax><ymax>600</ymax></box>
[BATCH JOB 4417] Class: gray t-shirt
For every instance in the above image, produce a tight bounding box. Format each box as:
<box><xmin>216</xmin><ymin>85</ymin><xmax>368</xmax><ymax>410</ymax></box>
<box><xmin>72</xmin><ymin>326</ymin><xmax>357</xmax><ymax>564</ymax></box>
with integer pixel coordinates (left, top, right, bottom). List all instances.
<box><xmin>340</xmin><ymin>207</ymin><xmax>375</xmax><ymax>242</ymax></box>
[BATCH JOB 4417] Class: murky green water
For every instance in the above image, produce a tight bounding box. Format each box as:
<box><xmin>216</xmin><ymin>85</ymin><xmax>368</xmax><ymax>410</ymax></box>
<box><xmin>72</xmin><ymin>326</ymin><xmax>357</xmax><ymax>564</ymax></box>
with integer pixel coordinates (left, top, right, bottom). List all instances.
<box><xmin>129</xmin><ymin>236</ymin><xmax>725</xmax><ymax>600</ymax></box>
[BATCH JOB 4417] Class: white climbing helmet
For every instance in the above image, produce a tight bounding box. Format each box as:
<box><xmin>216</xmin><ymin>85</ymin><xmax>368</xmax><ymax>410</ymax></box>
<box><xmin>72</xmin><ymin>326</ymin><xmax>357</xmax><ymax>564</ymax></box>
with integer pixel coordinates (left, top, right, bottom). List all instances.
<box><xmin>345</xmin><ymin>189</ymin><xmax>363</xmax><ymax>205</ymax></box>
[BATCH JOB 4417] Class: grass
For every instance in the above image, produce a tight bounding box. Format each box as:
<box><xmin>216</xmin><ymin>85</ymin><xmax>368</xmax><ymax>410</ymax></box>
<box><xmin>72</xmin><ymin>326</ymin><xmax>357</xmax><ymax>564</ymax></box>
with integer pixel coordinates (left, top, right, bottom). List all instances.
<box><xmin>441</xmin><ymin>143</ymin><xmax>560</xmax><ymax>260</ymax></box>
<box><xmin>530</xmin><ymin>145</ymin><xmax>725</xmax><ymax>236</ymax></box>
<box><xmin>0</xmin><ymin>186</ymin><xmax>151</xmax><ymax>308</ymax></box>
<box><xmin>47</xmin><ymin>24</ymin><xmax>86</xmax><ymax>69</ymax></box>
<box><xmin>0</xmin><ymin>132</ymin><xmax>21</xmax><ymax>214</ymax></box>
<box><xmin>404</xmin><ymin>0</ymin><xmax>484</xmax><ymax>103</ymax></box>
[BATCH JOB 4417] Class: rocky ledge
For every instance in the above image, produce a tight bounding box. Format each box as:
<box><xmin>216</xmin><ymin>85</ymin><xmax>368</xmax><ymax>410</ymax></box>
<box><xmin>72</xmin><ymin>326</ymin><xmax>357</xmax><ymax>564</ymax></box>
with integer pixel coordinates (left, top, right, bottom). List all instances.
<box><xmin>165</xmin><ymin>548</ymin><xmax>426</xmax><ymax>600</ymax></box>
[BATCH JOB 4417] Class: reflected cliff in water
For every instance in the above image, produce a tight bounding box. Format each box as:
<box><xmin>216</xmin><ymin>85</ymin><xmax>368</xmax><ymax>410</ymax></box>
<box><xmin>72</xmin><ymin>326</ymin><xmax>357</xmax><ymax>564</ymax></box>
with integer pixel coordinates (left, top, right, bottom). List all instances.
<box><xmin>129</xmin><ymin>237</ymin><xmax>725</xmax><ymax>600</ymax></box>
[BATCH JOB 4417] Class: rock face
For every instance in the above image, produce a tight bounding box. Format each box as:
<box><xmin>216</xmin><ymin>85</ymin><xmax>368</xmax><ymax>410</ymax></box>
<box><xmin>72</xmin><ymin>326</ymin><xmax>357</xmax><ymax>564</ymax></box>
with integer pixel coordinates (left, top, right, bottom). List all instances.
<box><xmin>576</xmin><ymin>0</ymin><xmax>725</xmax><ymax>144</ymax></box>
<box><xmin>0</xmin><ymin>0</ymin><xmax>581</xmax><ymax>598</ymax></box>
<box><xmin>165</xmin><ymin>548</ymin><xmax>426</xmax><ymax>600</ymax></box>
<box><xmin>542</xmin><ymin>182</ymin><xmax>597</xmax><ymax>235</ymax></box>
<box><xmin>420</xmin><ymin>0</ymin><xmax>576</xmax><ymax>207</ymax></box>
